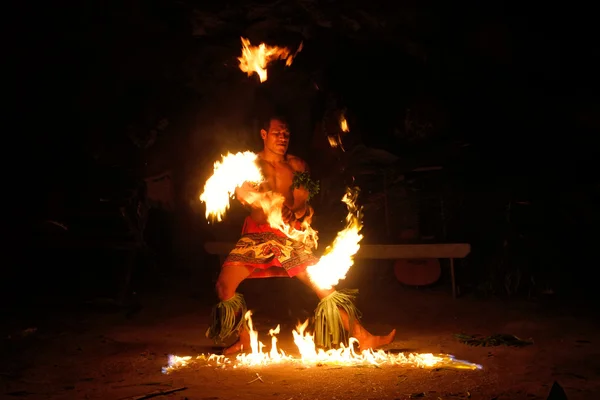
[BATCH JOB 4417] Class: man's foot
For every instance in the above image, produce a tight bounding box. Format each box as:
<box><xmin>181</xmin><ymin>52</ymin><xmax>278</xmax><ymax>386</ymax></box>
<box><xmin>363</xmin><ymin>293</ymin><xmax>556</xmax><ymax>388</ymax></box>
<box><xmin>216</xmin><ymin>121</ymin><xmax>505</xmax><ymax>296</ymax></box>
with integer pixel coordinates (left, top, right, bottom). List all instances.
<box><xmin>353</xmin><ymin>328</ymin><xmax>396</xmax><ymax>351</ymax></box>
<box><xmin>223</xmin><ymin>329</ymin><xmax>251</xmax><ymax>355</ymax></box>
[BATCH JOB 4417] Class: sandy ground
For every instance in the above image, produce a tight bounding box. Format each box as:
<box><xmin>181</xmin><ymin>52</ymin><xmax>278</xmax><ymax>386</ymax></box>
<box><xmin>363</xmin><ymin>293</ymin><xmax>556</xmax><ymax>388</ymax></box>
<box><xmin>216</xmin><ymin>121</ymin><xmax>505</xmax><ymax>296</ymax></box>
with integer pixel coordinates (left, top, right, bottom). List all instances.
<box><xmin>2</xmin><ymin>263</ymin><xmax>599</xmax><ymax>400</ymax></box>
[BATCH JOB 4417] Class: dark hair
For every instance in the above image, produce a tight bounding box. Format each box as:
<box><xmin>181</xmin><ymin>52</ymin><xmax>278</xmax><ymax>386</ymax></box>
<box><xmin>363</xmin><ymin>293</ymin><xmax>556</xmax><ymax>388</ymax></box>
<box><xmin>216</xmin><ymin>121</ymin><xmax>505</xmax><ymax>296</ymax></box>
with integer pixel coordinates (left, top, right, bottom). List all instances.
<box><xmin>262</xmin><ymin>115</ymin><xmax>289</xmax><ymax>131</ymax></box>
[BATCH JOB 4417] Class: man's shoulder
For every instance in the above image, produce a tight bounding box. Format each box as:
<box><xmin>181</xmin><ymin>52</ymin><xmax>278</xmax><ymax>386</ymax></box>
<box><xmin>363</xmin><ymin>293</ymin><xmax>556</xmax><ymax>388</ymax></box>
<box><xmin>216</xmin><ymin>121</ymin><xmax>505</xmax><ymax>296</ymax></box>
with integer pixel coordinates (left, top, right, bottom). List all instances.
<box><xmin>286</xmin><ymin>154</ymin><xmax>304</xmax><ymax>163</ymax></box>
<box><xmin>286</xmin><ymin>154</ymin><xmax>308</xmax><ymax>172</ymax></box>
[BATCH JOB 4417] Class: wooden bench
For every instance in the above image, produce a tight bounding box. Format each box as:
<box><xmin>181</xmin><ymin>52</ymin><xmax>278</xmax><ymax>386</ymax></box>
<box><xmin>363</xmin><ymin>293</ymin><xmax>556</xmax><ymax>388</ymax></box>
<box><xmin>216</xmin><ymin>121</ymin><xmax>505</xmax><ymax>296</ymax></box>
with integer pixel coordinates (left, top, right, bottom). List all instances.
<box><xmin>204</xmin><ymin>242</ymin><xmax>471</xmax><ymax>299</ymax></box>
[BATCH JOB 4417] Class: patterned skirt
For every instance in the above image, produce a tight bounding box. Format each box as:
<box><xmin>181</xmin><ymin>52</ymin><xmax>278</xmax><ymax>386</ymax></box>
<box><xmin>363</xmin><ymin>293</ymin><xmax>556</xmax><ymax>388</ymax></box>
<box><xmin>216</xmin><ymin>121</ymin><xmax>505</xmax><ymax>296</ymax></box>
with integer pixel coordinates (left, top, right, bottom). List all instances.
<box><xmin>223</xmin><ymin>216</ymin><xmax>318</xmax><ymax>278</ymax></box>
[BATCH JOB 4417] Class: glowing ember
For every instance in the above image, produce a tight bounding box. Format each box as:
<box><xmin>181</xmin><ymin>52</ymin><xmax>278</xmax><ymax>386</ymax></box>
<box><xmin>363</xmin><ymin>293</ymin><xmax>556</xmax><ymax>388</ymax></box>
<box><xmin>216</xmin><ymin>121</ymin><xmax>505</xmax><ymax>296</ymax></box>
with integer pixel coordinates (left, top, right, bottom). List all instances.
<box><xmin>162</xmin><ymin>312</ymin><xmax>482</xmax><ymax>373</ymax></box>
<box><xmin>238</xmin><ymin>37</ymin><xmax>303</xmax><ymax>82</ymax></box>
<box><xmin>306</xmin><ymin>188</ymin><xmax>363</xmax><ymax>290</ymax></box>
<box><xmin>199</xmin><ymin>151</ymin><xmax>263</xmax><ymax>222</ymax></box>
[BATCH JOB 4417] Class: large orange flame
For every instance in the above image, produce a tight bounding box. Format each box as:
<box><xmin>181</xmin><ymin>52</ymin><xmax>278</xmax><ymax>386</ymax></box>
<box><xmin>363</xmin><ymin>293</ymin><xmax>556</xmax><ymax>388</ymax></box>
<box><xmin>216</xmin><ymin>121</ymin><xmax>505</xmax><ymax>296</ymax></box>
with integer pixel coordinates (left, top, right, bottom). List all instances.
<box><xmin>238</xmin><ymin>37</ymin><xmax>303</xmax><ymax>82</ymax></box>
<box><xmin>306</xmin><ymin>188</ymin><xmax>363</xmax><ymax>290</ymax></box>
<box><xmin>199</xmin><ymin>151</ymin><xmax>263</xmax><ymax>222</ymax></box>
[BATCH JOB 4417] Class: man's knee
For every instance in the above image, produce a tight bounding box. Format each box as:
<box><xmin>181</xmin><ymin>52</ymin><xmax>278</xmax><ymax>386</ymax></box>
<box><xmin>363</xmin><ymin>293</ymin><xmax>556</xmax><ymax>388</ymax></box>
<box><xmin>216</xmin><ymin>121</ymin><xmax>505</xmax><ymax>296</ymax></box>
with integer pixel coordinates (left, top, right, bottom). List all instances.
<box><xmin>215</xmin><ymin>279</ymin><xmax>234</xmax><ymax>301</ymax></box>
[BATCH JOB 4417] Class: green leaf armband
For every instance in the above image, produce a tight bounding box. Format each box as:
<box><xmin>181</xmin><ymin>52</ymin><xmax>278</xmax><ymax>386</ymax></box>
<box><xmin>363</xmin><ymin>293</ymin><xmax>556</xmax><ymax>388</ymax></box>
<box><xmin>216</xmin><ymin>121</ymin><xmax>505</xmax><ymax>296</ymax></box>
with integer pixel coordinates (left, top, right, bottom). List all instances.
<box><xmin>292</xmin><ymin>171</ymin><xmax>320</xmax><ymax>201</ymax></box>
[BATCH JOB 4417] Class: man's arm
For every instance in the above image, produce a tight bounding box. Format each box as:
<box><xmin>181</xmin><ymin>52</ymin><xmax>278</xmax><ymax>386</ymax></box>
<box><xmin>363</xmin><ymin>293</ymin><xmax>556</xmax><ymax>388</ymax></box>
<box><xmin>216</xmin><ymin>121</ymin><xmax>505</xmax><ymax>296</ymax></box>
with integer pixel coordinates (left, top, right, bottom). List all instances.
<box><xmin>289</xmin><ymin>157</ymin><xmax>312</xmax><ymax>219</ymax></box>
<box><xmin>235</xmin><ymin>181</ymin><xmax>260</xmax><ymax>209</ymax></box>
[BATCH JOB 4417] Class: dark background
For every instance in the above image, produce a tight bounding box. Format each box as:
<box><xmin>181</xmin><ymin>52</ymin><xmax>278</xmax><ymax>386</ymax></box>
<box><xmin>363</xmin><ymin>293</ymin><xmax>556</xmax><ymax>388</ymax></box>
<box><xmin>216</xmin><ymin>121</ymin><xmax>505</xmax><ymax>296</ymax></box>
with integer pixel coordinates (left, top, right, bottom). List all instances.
<box><xmin>5</xmin><ymin>0</ymin><xmax>600</xmax><ymax>311</ymax></box>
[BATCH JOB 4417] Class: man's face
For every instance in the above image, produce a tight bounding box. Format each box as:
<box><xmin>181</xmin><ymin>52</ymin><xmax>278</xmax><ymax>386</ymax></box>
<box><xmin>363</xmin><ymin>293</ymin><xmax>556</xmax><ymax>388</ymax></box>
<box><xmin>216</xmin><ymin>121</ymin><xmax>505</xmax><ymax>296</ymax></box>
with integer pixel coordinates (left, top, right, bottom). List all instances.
<box><xmin>261</xmin><ymin>119</ymin><xmax>290</xmax><ymax>156</ymax></box>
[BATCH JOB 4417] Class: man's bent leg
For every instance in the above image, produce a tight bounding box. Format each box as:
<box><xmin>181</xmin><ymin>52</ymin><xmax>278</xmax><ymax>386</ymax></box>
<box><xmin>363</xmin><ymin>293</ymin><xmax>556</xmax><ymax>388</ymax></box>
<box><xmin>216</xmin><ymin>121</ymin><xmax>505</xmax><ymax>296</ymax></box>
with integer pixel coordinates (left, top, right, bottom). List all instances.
<box><xmin>207</xmin><ymin>263</ymin><xmax>253</xmax><ymax>354</ymax></box>
<box><xmin>295</xmin><ymin>271</ymin><xmax>396</xmax><ymax>350</ymax></box>
<box><xmin>215</xmin><ymin>263</ymin><xmax>253</xmax><ymax>301</ymax></box>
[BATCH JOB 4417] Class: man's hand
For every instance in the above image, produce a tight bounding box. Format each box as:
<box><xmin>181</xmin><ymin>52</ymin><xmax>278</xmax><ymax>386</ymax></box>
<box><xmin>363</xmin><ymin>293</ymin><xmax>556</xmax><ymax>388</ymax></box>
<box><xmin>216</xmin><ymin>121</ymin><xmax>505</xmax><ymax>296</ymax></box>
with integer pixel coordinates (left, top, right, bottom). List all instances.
<box><xmin>282</xmin><ymin>204</ymin><xmax>296</xmax><ymax>224</ymax></box>
<box><xmin>295</xmin><ymin>204</ymin><xmax>312</xmax><ymax>221</ymax></box>
<box><xmin>235</xmin><ymin>181</ymin><xmax>260</xmax><ymax>207</ymax></box>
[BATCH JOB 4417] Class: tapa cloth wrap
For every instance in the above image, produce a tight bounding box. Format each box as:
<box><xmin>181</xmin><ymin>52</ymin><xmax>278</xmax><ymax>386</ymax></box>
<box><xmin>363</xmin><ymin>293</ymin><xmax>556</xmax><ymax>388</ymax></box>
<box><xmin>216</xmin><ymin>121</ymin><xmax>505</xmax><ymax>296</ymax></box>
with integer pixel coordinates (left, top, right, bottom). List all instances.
<box><xmin>223</xmin><ymin>216</ymin><xmax>318</xmax><ymax>278</ymax></box>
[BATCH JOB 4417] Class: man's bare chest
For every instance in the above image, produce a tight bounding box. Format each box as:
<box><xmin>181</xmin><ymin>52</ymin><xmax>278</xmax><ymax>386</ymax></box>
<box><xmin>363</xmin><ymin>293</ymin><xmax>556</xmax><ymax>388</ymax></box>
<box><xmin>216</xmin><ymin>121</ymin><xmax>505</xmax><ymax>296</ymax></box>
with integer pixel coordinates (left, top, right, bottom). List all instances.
<box><xmin>260</xmin><ymin>161</ymin><xmax>295</xmax><ymax>190</ymax></box>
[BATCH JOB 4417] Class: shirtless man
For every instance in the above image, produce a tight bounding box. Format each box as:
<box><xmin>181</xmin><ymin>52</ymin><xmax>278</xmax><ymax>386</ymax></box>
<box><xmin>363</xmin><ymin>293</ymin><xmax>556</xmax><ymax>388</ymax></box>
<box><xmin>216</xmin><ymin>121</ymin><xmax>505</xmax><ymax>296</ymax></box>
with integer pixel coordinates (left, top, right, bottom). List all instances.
<box><xmin>206</xmin><ymin>116</ymin><xmax>396</xmax><ymax>354</ymax></box>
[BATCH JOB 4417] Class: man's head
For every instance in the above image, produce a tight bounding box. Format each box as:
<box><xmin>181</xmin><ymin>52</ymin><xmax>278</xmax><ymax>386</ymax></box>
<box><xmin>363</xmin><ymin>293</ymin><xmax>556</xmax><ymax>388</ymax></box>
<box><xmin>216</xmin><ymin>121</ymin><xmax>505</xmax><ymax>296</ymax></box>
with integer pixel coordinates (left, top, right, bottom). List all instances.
<box><xmin>260</xmin><ymin>116</ymin><xmax>290</xmax><ymax>156</ymax></box>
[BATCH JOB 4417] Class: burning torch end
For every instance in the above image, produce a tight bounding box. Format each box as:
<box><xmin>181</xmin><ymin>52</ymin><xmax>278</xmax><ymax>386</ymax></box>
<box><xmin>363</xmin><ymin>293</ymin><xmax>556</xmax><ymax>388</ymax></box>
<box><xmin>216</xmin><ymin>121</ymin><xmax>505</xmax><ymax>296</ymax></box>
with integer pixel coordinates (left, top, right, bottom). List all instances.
<box><xmin>439</xmin><ymin>355</ymin><xmax>483</xmax><ymax>370</ymax></box>
<box><xmin>307</xmin><ymin>272</ymin><xmax>333</xmax><ymax>292</ymax></box>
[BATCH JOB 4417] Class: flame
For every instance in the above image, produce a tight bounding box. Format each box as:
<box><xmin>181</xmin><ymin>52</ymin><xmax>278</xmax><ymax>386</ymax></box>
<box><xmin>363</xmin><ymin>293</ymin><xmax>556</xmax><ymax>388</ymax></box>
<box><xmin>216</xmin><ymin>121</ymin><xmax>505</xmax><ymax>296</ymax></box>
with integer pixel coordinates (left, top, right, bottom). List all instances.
<box><xmin>306</xmin><ymin>188</ymin><xmax>363</xmax><ymax>290</ymax></box>
<box><xmin>244</xmin><ymin>190</ymin><xmax>319</xmax><ymax>249</ymax></box>
<box><xmin>199</xmin><ymin>151</ymin><xmax>263</xmax><ymax>222</ymax></box>
<box><xmin>238</xmin><ymin>37</ymin><xmax>303</xmax><ymax>82</ymax></box>
<box><xmin>327</xmin><ymin>112</ymin><xmax>349</xmax><ymax>150</ymax></box>
<box><xmin>327</xmin><ymin>136</ymin><xmax>340</xmax><ymax>148</ymax></box>
<box><xmin>268</xmin><ymin>323</ymin><xmax>283</xmax><ymax>360</ymax></box>
<box><xmin>162</xmin><ymin>312</ymin><xmax>482</xmax><ymax>373</ymax></box>
<box><xmin>340</xmin><ymin>115</ymin><xmax>349</xmax><ymax>132</ymax></box>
